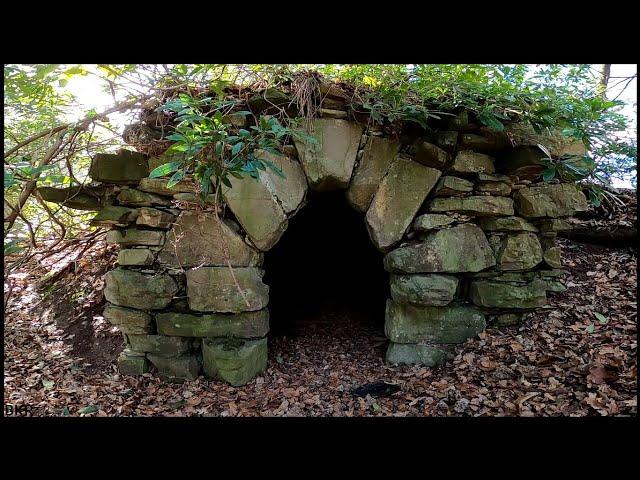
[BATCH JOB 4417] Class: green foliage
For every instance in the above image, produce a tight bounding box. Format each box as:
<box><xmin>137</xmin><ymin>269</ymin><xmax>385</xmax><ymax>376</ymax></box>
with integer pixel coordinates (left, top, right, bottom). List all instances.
<box><xmin>149</xmin><ymin>92</ymin><xmax>312</xmax><ymax>201</ymax></box>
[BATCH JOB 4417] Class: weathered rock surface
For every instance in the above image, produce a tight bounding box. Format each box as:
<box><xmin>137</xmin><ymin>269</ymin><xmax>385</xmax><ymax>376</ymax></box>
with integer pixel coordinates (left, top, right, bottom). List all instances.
<box><xmin>477</xmin><ymin>181</ymin><xmax>511</xmax><ymax>196</ymax></box>
<box><xmin>514</xmin><ymin>183</ymin><xmax>589</xmax><ymax>218</ymax></box>
<box><xmin>386</xmin><ymin>343</ymin><xmax>454</xmax><ymax>366</ymax></box>
<box><xmin>156</xmin><ymin>310</ymin><xmax>269</xmax><ymax>338</ymax></box>
<box><xmin>469</xmin><ymin>277</ymin><xmax>547</xmax><ymax>309</ymax></box>
<box><xmin>479</xmin><ymin>216</ymin><xmax>538</xmax><ymax>232</ymax></box>
<box><xmin>222</xmin><ymin>175</ymin><xmax>287</xmax><ymax>251</ymax></box>
<box><xmin>256</xmin><ymin>149</ymin><xmax>307</xmax><ymax>214</ymax></box>
<box><xmin>365</xmin><ymin>158</ymin><xmax>441</xmax><ymax>251</ymax></box>
<box><xmin>158</xmin><ymin>211</ymin><xmax>262</xmax><ymax>268</ymax></box>
<box><xmin>135</xmin><ymin>207</ymin><xmax>175</xmax><ymax>228</ymax></box>
<box><xmin>106</xmin><ymin>228</ymin><xmax>165</xmax><ymax>247</ymax></box>
<box><xmin>384</xmin><ymin>224</ymin><xmax>496</xmax><ymax>273</ymax></box>
<box><xmin>346</xmin><ymin>136</ymin><xmax>401</xmax><ymax>212</ymax></box>
<box><xmin>450</xmin><ymin>150</ymin><xmax>495</xmax><ymax>174</ymax></box>
<box><xmin>536</xmin><ymin>218</ymin><xmax>573</xmax><ymax>232</ymax></box>
<box><xmin>433</xmin><ymin>176</ymin><xmax>474</xmax><ymax>196</ymax></box>
<box><xmin>118</xmin><ymin>352</ymin><xmax>149</xmax><ymax>375</ymax></box>
<box><xmin>147</xmin><ymin>354</ymin><xmax>200</xmax><ymax>382</ymax></box>
<box><xmin>429</xmin><ymin>196</ymin><xmax>514</xmax><ymax>217</ymax></box>
<box><xmin>117</xmin><ymin>189</ymin><xmax>172</xmax><ymax>207</ymax></box>
<box><xmin>390</xmin><ymin>274</ymin><xmax>459</xmax><ymax>306</ymax></box>
<box><xmin>412</xmin><ymin>214</ymin><xmax>455</xmax><ymax>232</ymax></box>
<box><xmin>385</xmin><ymin>300</ymin><xmax>486</xmax><ymax>344</ymax></box>
<box><xmin>127</xmin><ymin>335</ymin><xmax>193</xmax><ymax>356</ymax></box>
<box><xmin>118</xmin><ymin>248</ymin><xmax>155</xmax><ymax>266</ymax></box>
<box><xmin>186</xmin><ymin>267</ymin><xmax>269</xmax><ymax>313</ymax></box>
<box><xmin>293</xmin><ymin>118</ymin><xmax>363</xmax><ymax>191</ymax></box>
<box><xmin>138</xmin><ymin>177</ymin><xmax>193</xmax><ymax>196</ymax></box>
<box><xmin>412</xmin><ymin>141</ymin><xmax>450</xmax><ymax>169</ymax></box>
<box><xmin>202</xmin><ymin>338</ymin><xmax>267</xmax><ymax>386</ymax></box>
<box><xmin>104</xmin><ymin>269</ymin><xmax>178</xmax><ymax>310</ymax></box>
<box><xmin>89</xmin><ymin>150</ymin><xmax>149</xmax><ymax>184</ymax></box>
<box><xmin>496</xmin><ymin>232</ymin><xmax>543</xmax><ymax>271</ymax></box>
<box><xmin>90</xmin><ymin>206</ymin><xmax>138</xmax><ymax>227</ymax></box>
<box><xmin>543</xmin><ymin>247</ymin><xmax>562</xmax><ymax>268</ymax></box>
<box><xmin>103</xmin><ymin>304</ymin><xmax>152</xmax><ymax>334</ymax></box>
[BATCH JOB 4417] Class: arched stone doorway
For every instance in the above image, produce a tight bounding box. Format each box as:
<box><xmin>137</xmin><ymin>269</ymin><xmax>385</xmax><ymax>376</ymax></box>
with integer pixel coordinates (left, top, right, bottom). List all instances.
<box><xmin>81</xmin><ymin>116</ymin><xmax>589</xmax><ymax>386</ymax></box>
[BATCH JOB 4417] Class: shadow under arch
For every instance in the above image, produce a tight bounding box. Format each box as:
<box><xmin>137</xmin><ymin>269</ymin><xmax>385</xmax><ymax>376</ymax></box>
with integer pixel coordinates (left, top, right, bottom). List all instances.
<box><xmin>263</xmin><ymin>190</ymin><xmax>388</xmax><ymax>339</ymax></box>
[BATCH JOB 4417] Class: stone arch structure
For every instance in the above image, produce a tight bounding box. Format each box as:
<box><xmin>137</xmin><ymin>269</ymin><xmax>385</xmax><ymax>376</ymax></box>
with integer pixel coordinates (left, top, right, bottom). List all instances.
<box><xmin>40</xmin><ymin>101</ymin><xmax>590</xmax><ymax>386</ymax></box>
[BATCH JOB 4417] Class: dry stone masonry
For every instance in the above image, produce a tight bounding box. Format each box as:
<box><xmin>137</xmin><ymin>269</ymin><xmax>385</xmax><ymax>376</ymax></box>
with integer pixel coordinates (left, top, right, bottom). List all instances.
<box><xmin>38</xmin><ymin>85</ymin><xmax>591</xmax><ymax>385</ymax></box>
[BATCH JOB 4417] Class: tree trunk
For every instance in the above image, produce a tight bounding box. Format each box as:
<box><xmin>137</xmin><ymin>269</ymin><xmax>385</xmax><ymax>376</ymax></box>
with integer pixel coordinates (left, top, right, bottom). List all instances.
<box><xmin>598</xmin><ymin>64</ymin><xmax>611</xmax><ymax>98</ymax></box>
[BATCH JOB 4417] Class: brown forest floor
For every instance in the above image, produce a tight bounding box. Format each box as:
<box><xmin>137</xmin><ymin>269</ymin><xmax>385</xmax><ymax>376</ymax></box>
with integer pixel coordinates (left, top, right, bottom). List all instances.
<box><xmin>4</xmin><ymin>233</ymin><xmax>637</xmax><ymax>417</ymax></box>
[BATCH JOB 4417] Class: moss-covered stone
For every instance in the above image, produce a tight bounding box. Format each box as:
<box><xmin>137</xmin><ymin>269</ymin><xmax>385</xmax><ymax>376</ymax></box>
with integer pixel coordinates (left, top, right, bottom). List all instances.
<box><xmin>202</xmin><ymin>337</ymin><xmax>267</xmax><ymax>386</ymax></box>
<box><xmin>478</xmin><ymin>216</ymin><xmax>538</xmax><ymax>232</ymax></box>
<box><xmin>118</xmin><ymin>352</ymin><xmax>149</xmax><ymax>375</ymax></box>
<box><xmin>346</xmin><ymin>136</ymin><xmax>401</xmax><ymax>212</ymax></box>
<box><xmin>384</xmin><ymin>224</ymin><xmax>496</xmax><ymax>273</ymax></box>
<box><xmin>476</xmin><ymin>181</ymin><xmax>511</xmax><ymax>196</ymax></box>
<box><xmin>90</xmin><ymin>206</ymin><xmax>138</xmax><ymax>227</ymax></box>
<box><xmin>118</xmin><ymin>248</ymin><xmax>154</xmax><ymax>266</ymax></box>
<box><xmin>117</xmin><ymin>188</ymin><xmax>172</xmax><ymax>207</ymax></box>
<box><xmin>412</xmin><ymin>214</ymin><xmax>455</xmax><ymax>232</ymax></box>
<box><xmin>514</xmin><ymin>183</ymin><xmax>589</xmax><ymax>218</ymax></box>
<box><xmin>390</xmin><ymin>274</ymin><xmax>459</xmax><ymax>306</ymax></box>
<box><xmin>147</xmin><ymin>354</ymin><xmax>200</xmax><ymax>382</ymax></box>
<box><xmin>156</xmin><ymin>309</ymin><xmax>269</xmax><ymax>338</ymax></box>
<box><xmin>433</xmin><ymin>176</ymin><xmax>474</xmax><ymax>197</ymax></box>
<box><xmin>247</xmin><ymin>88</ymin><xmax>291</xmax><ymax>113</ymax></box>
<box><xmin>543</xmin><ymin>246</ymin><xmax>562</xmax><ymax>268</ymax></box>
<box><xmin>89</xmin><ymin>150</ymin><xmax>149</xmax><ymax>184</ymax></box>
<box><xmin>293</xmin><ymin>118</ymin><xmax>363</xmax><ymax>191</ymax></box>
<box><xmin>386</xmin><ymin>343</ymin><xmax>454</xmax><ymax>366</ymax></box>
<box><xmin>103</xmin><ymin>304</ymin><xmax>153</xmax><ymax>334</ymax></box>
<box><xmin>186</xmin><ymin>267</ymin><xmax>269</xmax><ymax>313</ymax></box>
<box><xmin>496</xmin><ymin>232</ymin><xmax>543</xmax><ymax>271</ymax></box>
<box><xmin>127</xmin><ymin>335</ymin><xmax>193</xmax><ymax>356</ymax></box>
<box><xmin>38</xmin><ymin>186</ymin><xmax>105</xmax><ymax>210</ymax></box>
<box><xmin>385</xmin><ymin>300</ymin><xmax>486</xmax><ymax>344</ymax></box>
<box><xmin>536</xmin><ymin>218</ymin><xmax>573</xmax><ymax>232</ymax></box>
<box><xmin>106</xmin><ymin>228</ymin><xmax>165</xmax><ymax>247</ymax></box>
<box><xmin>429</xmin><ymin>196</ymin><xmax>514</xmax><ymax>217</ymax></box>
<box><xmin>222</xmin><ymin>174</ymin><xmax>287</xmax><ymax>251</ymax></box>
<box><xmin>158</xmin><ymin>211</ymin><xmax>262</xmax><ymax>268</ymax></box>
<box><xmin>104</xmin><ymin>268</ymin><xmax>178</xmax><ymax>310</ymax></box>
<box><xmin>458</xmin><ymin>133</ymin><xmax>499</xmax><ymax>152</ymax></box>
<box><xmin>365</xmin><ymin>157</ymin><xmax>441</xmax><ymax>251</ymax></box>
<box><xmin>469</xmin><ymin>278</ymin><xmax>547</xmax><ymax>309</ymax></box>
<box><xmin>450</xmin><ymin>150</ymin><xmax>495</xmax><ymax>174</ymax></box>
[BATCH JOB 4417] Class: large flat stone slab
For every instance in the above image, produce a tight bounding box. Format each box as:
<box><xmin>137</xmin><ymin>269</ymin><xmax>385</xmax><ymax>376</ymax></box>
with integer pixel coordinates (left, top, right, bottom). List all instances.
<box><xmin>256</xmin><ymin>150</ymin><xmax>307</xmax><ymax>215</ymax></box>
<box><xmin>429</xmin><ymin>196</ymin><xmax>514</xmax><ymax>217</ymax></box>
<box><xmin>384</xmin><ymin>300</ymin><xmax>486</xmax><ymax>344</ymax></box>
<box><xmin>479</xmin><ymin>216</ymin><xmax>538</xmax><ymax>232</ymax></box>
<box><xmin>156</xmin><ymin>310</ymin><xmax>269</xmax><ymax>338</ymax></box>
<box><xmin>390</xmin><ymin>274</ymin><xmax>459</xmax><ymax>306</ymax></box>
<box><xmin>106</xmin><ymin>228</ymin><xmax>165</xmax><ymax>247</ymax></box>
<box><xmin>89</xmin><ymin>150</ymin><xmax>149</xmax><ymax>184</ymax></box>
<box><xmin>514</xmin><ymin>183</ymin><xmax>589</xmax><ymax>218</ymax></box>
<box><xmin>127</xmin><ymin>335</ymin><xmax>193</xmax><ymax>356</ymax></box>
<box><xmin>469</xmin><ymin>277</ymin><xmax>547</xmax><ymax>309</ymax></box>
<box><xmin>222</xmin><ymin>175</ymin><xmax>288</xmax><ymax>251</ymax></box>
<box><xmin>103</xmin><ymin>304</ymin><xmax>153</xmax><ymax>334</ymax></box>
<box><xmin>346</xmin><ymin>136</ymin><xmax>401</xmax><ymax>212</ymax></box>
<box><xmin>384</xmin><ymin>224</ymin><xmax>496</xmax><ymax>273</ymax></box>
<box><xmin>450</xmin><ymin>150</ymin><xmax>495</xmax><ymax>174</ymax></box>
<box><xmin>365</xmin><ymin>158</ymin><xmax>441</xmax><ymax>251</ymax></box>
<box><xmin>186</xmin><ymin>267</ymin><xmax>269</xmax><ymax>313</ymax></box>
<box><xmin>104</xmin><ymin>268</ymin><xmax>178</xmax><ymax>310</ymax></box>
<box><xmin>158</xmin><ymin>211</ymin><xmax>263</xmax><ymax>268</ymax></box>
<box><xmin>293</xmin><ymin>118</ymin><xmax>363</xmax><ymax>191</ymax></box>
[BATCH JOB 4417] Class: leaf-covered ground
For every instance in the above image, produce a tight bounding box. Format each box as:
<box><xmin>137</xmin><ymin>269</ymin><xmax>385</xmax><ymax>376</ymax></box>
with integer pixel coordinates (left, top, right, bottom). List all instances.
<box><xmin>4</xmin><ymin>234</ymin><xmax>637</xmax><ymax>417</ymax></box>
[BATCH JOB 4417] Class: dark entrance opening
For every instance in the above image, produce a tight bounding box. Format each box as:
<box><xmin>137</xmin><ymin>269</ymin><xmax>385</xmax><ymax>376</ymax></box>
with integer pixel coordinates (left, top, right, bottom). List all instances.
<box><xmin>263</xmin><ymin>191</ymin><xmax>388</xmax><ymax>338</ymax></box>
